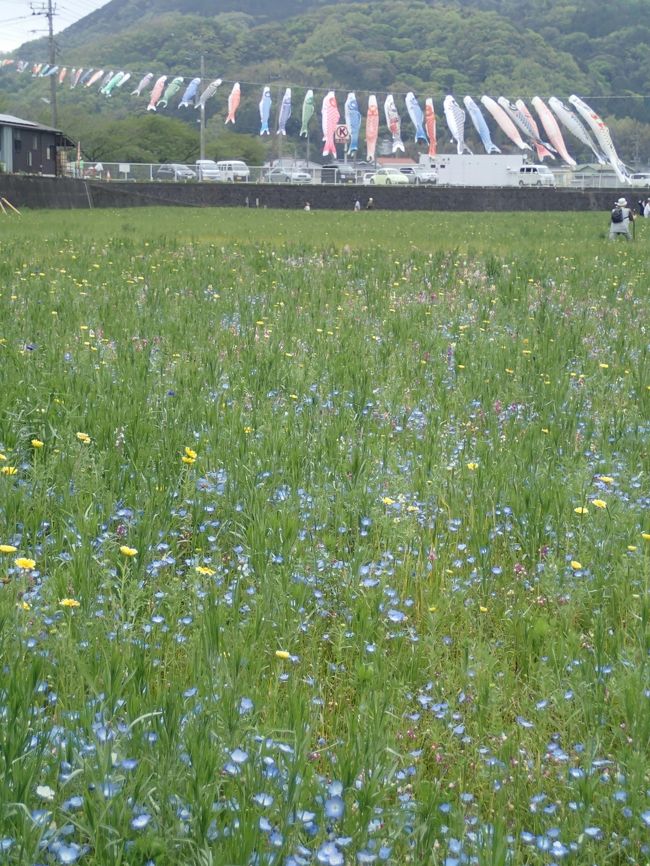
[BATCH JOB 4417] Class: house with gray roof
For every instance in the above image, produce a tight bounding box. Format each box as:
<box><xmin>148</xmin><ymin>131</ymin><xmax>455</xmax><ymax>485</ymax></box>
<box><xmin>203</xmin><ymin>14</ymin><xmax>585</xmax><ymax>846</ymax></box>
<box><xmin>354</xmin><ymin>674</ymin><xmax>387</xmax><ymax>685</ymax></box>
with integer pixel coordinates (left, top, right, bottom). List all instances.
<box><xmin>0</xmin><ymin>114</ymin><xmax>75</xmax><ymax>176</ymax></box>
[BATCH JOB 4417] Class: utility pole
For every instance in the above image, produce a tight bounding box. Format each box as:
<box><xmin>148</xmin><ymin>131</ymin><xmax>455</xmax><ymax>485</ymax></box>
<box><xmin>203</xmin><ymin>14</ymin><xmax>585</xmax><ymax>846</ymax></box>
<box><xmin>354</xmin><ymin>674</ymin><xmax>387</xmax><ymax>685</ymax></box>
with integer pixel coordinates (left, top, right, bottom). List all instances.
<box><xmin>31</xmin><ymin>0</ymin><xmax>58</xmax><ymax>127</ymax></box>
<box><xmin>199</xmin><ymin>55</ymin><xmax>205</xmax><ymax>161</ymax></box>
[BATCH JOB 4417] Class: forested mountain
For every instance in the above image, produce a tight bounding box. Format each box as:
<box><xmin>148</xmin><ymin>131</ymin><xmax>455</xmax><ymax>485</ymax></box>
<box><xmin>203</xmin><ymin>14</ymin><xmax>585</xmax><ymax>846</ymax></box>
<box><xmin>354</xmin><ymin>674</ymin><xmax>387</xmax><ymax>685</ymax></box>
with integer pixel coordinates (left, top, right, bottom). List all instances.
<box><xmin>1</xmin><ymin>0</ymin><xmax>649</xmax><ymax>166</ymax></box>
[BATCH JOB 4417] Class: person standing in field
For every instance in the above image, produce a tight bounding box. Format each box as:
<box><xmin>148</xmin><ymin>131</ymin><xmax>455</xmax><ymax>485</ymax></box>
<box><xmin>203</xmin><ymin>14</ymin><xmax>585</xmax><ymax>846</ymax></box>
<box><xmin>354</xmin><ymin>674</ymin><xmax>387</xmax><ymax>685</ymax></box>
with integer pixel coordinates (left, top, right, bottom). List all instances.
<box><xmin>609</xmin><ymin>197</ymin><xmax>635</xmax><ymax>240</ymax></box>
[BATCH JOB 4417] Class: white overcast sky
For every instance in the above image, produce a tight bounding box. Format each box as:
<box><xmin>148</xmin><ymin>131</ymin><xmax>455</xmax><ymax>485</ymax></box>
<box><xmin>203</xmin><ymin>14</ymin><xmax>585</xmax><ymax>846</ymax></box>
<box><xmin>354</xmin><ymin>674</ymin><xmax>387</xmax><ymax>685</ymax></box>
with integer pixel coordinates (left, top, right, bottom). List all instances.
<box><xmin>0</xmin><ymin>0</ymin><xmax>109</xmax><ymax>53</ymax></box>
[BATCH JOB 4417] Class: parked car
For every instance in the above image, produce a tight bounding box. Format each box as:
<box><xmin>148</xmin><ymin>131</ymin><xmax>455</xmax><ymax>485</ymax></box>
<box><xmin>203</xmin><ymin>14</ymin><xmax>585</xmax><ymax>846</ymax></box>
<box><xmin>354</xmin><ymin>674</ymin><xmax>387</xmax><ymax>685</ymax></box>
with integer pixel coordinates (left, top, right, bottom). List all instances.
<box><xmin>264</xmin><ymin>166</ymin><xmax>313</xmax><ymax>184</ymax></box>
<box><xmin>195</xmin><ymin>159</ymin><xmax>223</xmax><ymax>181</ymax></box>
<box><xmin>399</xmin><ymin>165</ymin><xmax>438</xmax><ymax>185</ymax></box>
<box><xmin>321</xmin><ymin>163</ymin><xmax>358</xmax><ymax>184</ymax></box>
<box><xmin>514</xmin><ymin>164</ymin><xmax>555</xmax><ymax>187</ymax></box>
<box><xmin>215</xmin><ymin>160</ymin><xmax>250</xmax><ymax>182</ymax></box>
<box><xmin>366</xmin><ymin>167</ymin><xmax>410</xmax><ymax>186</ymax></box>
<box><xmin>156</xmin><ymin>163</ymin><xmax>196</xmax><ymax>182</ymax></box>
<box><xmin>630</xmin><ymin>172</ymin><xmax>650</xmax><ymax>187</ymax></box>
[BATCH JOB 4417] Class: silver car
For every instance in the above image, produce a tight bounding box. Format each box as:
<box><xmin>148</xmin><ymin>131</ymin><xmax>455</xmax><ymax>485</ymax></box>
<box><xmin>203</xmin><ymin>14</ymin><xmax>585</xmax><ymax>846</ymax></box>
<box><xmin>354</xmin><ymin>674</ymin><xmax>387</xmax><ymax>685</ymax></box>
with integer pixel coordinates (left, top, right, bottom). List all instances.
<box><xmin>264</xmin><ymin>167</ymin><xmax>313</xmax><ymax>184</ymax></box>
<box><xmin>156</xmin><ymin>163</ymin><xmax>196</xmax><ymax>181</ymax></box>
<box><xmin>399</xmin><ymin>166</ymin><xmax>438</xmax><ymax>185</ymax></box>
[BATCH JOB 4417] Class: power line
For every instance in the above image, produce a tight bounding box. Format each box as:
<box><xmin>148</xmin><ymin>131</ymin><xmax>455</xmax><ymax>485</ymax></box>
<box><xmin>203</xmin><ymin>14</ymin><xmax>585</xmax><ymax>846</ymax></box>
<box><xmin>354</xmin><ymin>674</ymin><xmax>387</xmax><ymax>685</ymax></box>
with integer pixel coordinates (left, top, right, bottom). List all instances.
<box><xmin>3</xmin><ymin>52</ymin><xmax>650</xmax><ymax>106</ymax></box>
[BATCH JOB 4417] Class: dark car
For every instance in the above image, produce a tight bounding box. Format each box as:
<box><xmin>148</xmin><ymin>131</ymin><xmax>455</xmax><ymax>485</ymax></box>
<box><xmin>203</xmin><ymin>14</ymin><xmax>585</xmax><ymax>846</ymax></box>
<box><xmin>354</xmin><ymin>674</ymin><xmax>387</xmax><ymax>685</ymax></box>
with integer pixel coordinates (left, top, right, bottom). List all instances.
<box><xmin>156</xmin><ymin>163</ymin><xmax>196</xmax><ymax>181</ymax></box>
<box><xmin>321</xmin><ymin>163</ymin><xmax>358</xmax><ymax>184</ymax></box>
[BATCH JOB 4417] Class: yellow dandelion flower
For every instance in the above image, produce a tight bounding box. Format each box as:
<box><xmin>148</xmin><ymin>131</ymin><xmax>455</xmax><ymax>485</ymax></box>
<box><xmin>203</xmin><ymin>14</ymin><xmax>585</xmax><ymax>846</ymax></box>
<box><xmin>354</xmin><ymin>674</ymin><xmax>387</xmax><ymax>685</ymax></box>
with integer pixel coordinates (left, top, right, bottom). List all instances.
<box><xmin>592</xmin><ymin>499</ymin><xmax>607</xmax><ymax>509</ymax></box>
<box><xmin>479</xmin><ymin>606</ymin><xmax>489</xmax><ymax>613</ymax></box>
<box><xmin>0</xmin><ymin>453</ymin><xmax>6</xmax><ymax>461</ymax></box>
<box><xmin>15</xmin><ymin>557</ymin><xmax>36</xmax><ymax>570</ymax></box>
<box><xmin>428</xmin><ymin>605</ymin><xmax>437</xmax><ymax>612</ymax></box>
<box><xmin>466</xmin><ymin>462</ymin><xmax>479</xmax><ymax>471</ymax></box>
<box><xmin>0</xmin><ymin>544</ymin><xmax>17</xmax><ymax>553</ymax></box>
<box><xmin>59</xmin><ymin>598</ymin><xmax>80</xmax><ymax>608</ymax></box>
<box><xmin>31</xmin><ymin>439</ymin><xmax>44</xmax><ymax>448</ymax></box>
<box><xmin>382</xmin><ymin>496</ymin><xmax>395</xmax><ymax>505</ymax></box>
<box><xmin>275</xmin><ymin>650</ymin><xmax>291</xmax><ymax>659</ymax></box>
<box><xmin>642</xmin><ymin>532</ymin><xmax>650</xmax><ymax>541</ymax></box>
<box><xmin>181</xmin><ymin>455</ymin><xmax>195</xmax><ymax>465</ymax></box>
<box><xmin>195</xmin><ymin>565</ymin><xmax>215</xmax><ymax>576</ymax></box>
<box><xmin>570</xmin><ymin>560</ymin><xmax>582</xmax><ymax>570</ymax></box>
<box><xmin>20</xmin><ymin>600</ymin><xmax>30</xmax><ymax>611</ymax></box>
<box><xmin>598</xmin><ymin>476</ymin><xmax>614</xmax><ymax>484</ymax></box>
<box><xmin>119</xmin><ymin>546</ymin><xmax>137</xmax><ymax>557</ymax></box>
<box><xmin>76</xmin><ymin>432</ymin><xmax>91</xmax><ymax>444</ymax></box>
<box><xmin>1</xmin><ymin>467</ymin><xmax>17</xmax><ymax>476</ymax></box>
<box><xmin>599</xmin><ymin>363</ymin><xmax>609</xmax><ymax>369</ymax></box>
<box><xmin>574</xmin><ymin>507</ymin><xmax>589</xmax><ymax>515</ymax></box>
<box><xmin>627</xmin><ymin>545</ymin><xmax>637</xmax><ymax>552</ymax></box>
<box><xmin>184</xmin><ymin>447</ymin><xmax>197</xmax><ymax>460</ymax></box>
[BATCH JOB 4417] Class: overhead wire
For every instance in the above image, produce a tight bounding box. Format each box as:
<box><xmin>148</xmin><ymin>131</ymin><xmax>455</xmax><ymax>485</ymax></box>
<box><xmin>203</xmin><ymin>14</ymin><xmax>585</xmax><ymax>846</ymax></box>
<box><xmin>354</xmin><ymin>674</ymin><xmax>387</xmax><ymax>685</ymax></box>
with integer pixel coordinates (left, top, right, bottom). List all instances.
<box><xmin>2</xmin><ymin>55</ymin><xmax>649</xmax><ymax>105</ymax></box>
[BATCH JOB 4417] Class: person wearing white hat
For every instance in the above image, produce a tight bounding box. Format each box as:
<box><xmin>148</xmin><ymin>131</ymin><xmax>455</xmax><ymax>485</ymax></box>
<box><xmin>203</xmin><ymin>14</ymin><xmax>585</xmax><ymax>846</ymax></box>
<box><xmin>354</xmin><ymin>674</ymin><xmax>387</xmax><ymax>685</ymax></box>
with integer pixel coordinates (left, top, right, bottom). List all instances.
<box><xmin>609</xmin><ymin>196</ymin><xmax>635</xmax><ymax>240</ymax></box>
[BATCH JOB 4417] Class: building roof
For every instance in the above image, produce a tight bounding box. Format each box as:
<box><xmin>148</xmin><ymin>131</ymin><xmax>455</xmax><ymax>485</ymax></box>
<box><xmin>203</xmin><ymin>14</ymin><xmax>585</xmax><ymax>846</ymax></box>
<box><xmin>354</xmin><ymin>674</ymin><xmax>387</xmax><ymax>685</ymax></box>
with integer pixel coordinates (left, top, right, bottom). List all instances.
<box><xmin>0</xmin><ymin>113</ymin><xmax>75</xmax><ymax>145</ymax></box>
<box><xmin>377</xmin><ymin>156</ymin><xmax>417</xmax><ymax>167</ymax></box>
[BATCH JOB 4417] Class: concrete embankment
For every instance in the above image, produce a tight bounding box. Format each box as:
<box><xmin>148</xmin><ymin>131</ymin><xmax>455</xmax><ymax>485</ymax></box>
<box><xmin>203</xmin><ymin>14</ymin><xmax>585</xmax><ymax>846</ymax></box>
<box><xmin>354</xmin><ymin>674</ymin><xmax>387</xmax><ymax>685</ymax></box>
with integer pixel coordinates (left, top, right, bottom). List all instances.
<box><xmin>0</xmin><ymin>174</ymin><xmax>641</xmax><ymax>211</ymax></box>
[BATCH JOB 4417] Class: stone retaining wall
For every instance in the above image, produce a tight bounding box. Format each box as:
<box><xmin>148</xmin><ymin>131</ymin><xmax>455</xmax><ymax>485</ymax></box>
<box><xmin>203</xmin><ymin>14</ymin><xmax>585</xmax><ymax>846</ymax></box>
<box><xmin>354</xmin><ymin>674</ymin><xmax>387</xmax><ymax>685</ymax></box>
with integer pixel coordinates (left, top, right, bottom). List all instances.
<box><xmin>0</xmin><ymin>173</ymin><xmax>644</xmax><ymax>212</ymax></box>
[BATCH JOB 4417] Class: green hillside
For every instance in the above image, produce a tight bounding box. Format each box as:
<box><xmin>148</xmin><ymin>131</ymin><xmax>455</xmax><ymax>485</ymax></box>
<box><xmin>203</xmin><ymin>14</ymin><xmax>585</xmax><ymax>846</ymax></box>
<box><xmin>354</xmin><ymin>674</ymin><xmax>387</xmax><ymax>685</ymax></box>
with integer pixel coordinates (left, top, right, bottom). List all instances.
<box><xmin>1</xmin><ymin>0</ymin><xmax>649</xmax><ymax>165</ymax></box>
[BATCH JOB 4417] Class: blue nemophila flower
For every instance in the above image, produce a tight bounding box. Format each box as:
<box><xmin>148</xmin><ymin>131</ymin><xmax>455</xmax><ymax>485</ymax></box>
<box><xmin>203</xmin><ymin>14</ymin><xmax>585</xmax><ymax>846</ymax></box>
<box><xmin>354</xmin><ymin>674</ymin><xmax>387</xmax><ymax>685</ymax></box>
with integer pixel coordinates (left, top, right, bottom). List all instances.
<box><xmin>640</xmin><ymin>810</ymin><xmax>650</xmax><ymax>826</ymax></box>
<box><xmin>583</xmin><ymin>827</ymin><xmax>603</xmax><ymax>840</ymax></box>
<box><xmin>101</xmin><ymin>781</ymin><xmax>122</xmax><ymax>798</ymax></box>
<box><xmin>230</xmin><ymin>748</ymin><xmax>248</xmax><ymax>764</ymax></box>
<box><xmin>0</xmin><ymin>840</ymin><xmax>13</xmax><ymax>853</ymax></box>
<box><xmin>325</xmin><ymin>796</ymin><xmax>345</xmax><ymax>820</ymax></box>
<box><xmin>131</xmin><ymin>814</ymin><xmax>151</xmax><ymax>830</ymax></box>
<box><xmin>239</xmin><ymin>697</ymin><xmax>253</xmax><ymax>715</ymax></box>
<box><xmin>387</xmin><ymin>609</ymin><xmax>406</xmax><ymax>623</ymax></box>
<box><xmin>253</xmin><ymin>793</ymin><xmax>274</xmax><ymax>807</ymax></box>
<box><xmin>31</xmin><ymin>810</ymin><xmax>51</xmax><ymax>826</ymax></box>
<box><xmin>317</xmin><ymin>842</ymin><xmax>344</xmax><ymax>866</ymax></box>
<box><xmin>63</xmin><ymin>796</ymin><xmax>83</xmax><ymax>811</ymax></box>
<box><xmin>51</xmin><ymin>843</ymin><xmax>84</xmax><ymax>864</ymax></box>
<box><xmin>516</xmin><ymin>716</ymin><xmax>534</xmax><ymax>729</ymax></box>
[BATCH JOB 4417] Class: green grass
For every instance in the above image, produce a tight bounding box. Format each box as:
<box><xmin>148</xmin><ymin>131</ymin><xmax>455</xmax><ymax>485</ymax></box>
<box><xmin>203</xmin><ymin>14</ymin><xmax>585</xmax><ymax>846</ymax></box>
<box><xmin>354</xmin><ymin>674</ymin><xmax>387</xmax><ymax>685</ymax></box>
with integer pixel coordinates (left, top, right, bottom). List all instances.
<box><xmin>0</xmin><ymin>208</ymin><xmax>648</xmax><ymax>865</ymax></box>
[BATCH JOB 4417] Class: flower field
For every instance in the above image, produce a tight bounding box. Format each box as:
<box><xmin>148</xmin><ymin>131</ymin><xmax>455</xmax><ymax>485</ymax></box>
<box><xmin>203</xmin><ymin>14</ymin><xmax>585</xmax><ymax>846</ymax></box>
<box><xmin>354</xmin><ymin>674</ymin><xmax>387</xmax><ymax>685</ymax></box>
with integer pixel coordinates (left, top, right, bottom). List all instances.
<box><xmin>0</xmin><ymin>208</ymin><xmax>648</xmax><ymax>865</ymax></box>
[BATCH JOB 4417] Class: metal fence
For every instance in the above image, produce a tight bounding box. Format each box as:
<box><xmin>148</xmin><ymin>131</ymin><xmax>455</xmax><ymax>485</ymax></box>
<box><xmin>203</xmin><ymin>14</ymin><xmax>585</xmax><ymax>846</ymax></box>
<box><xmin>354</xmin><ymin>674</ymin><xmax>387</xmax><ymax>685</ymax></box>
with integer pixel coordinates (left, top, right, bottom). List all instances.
<box><xmin>61</xmin><ymin>161</ymin><xmax>632</xmax><ymax>189</ymax></box>
<box><xmin>62</xmin><ymin>162</ymin><xmax>357</xmax><ymax>185</ymax></box>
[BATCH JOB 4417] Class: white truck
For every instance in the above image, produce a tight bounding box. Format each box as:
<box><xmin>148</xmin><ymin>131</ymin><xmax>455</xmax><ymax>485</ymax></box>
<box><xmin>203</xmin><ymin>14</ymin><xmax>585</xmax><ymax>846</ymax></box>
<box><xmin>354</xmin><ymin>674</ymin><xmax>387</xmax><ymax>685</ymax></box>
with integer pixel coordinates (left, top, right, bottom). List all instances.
<box><xmin>420</xmin><ymin>154</ymin><xmax>555</xmax><ymax>187</ymax></box>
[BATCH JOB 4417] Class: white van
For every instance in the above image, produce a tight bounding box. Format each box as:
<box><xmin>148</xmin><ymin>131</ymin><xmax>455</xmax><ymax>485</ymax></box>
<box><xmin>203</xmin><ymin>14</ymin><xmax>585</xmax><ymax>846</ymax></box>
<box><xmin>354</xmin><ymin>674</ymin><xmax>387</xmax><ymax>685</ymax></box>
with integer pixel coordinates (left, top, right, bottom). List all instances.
<box><xmin>215</xmin><ymin>160</ymin><xmax>250</xmax><ymax>182</ymax></box>
<box><xmin>515</xmin><ymin>165</ymin><xmax>555</xmax><ymax>187</ymax></box>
